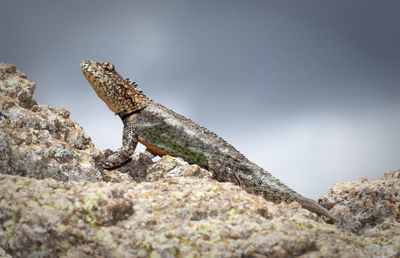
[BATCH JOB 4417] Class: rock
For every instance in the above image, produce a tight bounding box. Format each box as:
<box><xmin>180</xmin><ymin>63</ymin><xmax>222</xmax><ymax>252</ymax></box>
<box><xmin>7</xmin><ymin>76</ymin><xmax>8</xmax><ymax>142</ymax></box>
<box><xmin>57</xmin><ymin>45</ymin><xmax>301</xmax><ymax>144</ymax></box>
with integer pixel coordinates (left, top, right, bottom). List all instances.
<box><xmin>1</xmin><ymin>172</ymin><xmax>399</xmax><ymax>257</ymax></box>
<box><xmin>319</xmin><ymin>170</ymin><xmax>400</xmax><ymax>234</ymax></box>
<box><xmin>0</xmin><ymin>63</ymin><xmax>102</xmax><ymax>182</ymax></box>
<box><xmin>0</xmin><ymin>62</ymin><xmax>399</xmax><ymax>257</ymax></box>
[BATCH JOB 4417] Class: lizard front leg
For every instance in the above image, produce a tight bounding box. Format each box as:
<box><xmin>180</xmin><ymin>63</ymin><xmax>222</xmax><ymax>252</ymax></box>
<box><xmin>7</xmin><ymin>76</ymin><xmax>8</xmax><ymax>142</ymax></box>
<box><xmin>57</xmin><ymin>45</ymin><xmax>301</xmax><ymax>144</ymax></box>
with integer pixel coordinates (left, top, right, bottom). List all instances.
<box><xmin>103</xmin><ymin>123</ymin><xmax>138</xmax><ymax>169</ymax></box>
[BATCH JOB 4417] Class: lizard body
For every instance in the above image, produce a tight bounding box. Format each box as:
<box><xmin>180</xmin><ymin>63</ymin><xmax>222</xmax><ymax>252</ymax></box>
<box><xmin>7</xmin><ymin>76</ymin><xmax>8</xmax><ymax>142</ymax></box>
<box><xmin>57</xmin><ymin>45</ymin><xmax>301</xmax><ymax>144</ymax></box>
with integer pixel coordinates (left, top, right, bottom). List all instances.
<box><xmin>80</xmin><ymin>60</ymin><xmax>338</xmax><ymax>222</ymax></box>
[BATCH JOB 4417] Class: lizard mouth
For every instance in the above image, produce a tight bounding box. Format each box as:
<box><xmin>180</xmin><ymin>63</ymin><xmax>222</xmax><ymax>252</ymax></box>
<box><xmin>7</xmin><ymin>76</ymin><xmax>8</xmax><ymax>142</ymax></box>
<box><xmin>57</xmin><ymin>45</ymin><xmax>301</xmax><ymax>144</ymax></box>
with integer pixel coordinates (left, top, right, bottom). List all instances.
<box><xmin>80</xmin><ymin>59</ymin><xmax>89</xmax><ymax>68</ymax></box>
<box><xmin>80</xmin><ymin>60</ymin><xmax>116</xmax><ymax>82</ymax></box>
<box><xmin>80</xmin><ymin>60</ymin><xmax>104</xmax><ymax>88</ymax></box>
<box><xmin>80</xmin><ymin>60</ymin><xmax>95</xmax><ymax>77</ymax></box>
<box><xmin>80</xmin><ymin>60</ymin><xmax>92</xmax><ymax>75</ymax></box>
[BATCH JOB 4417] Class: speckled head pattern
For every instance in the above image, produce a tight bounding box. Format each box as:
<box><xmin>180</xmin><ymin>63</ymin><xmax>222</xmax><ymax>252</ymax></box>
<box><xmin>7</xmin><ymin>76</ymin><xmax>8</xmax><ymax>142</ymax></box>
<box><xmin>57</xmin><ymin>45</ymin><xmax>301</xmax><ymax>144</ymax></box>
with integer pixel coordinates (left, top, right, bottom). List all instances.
<box><xmin>80</xmin><ymin>60</ymin><xmax>148</xmax><ymax>115</ymax></box>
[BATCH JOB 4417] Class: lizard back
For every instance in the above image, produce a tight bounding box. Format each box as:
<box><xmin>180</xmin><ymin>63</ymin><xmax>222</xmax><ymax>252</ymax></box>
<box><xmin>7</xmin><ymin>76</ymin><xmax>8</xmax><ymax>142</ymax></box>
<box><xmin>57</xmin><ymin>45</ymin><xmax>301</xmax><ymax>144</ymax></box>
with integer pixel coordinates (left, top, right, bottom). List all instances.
<box><xmin>127</xmin><ymin>100</ymin><xmax>248</xmax><ymax>167</ymax></box>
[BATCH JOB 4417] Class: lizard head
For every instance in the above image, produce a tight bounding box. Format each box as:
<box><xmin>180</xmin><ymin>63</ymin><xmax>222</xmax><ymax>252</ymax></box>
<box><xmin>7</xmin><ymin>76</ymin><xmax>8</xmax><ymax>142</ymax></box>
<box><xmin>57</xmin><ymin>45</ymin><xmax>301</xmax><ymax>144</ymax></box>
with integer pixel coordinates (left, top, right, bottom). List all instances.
<box><xmin>80</xmin><ymin>60</ymin><xmax>148</xmax><ymax>115</ymax></box>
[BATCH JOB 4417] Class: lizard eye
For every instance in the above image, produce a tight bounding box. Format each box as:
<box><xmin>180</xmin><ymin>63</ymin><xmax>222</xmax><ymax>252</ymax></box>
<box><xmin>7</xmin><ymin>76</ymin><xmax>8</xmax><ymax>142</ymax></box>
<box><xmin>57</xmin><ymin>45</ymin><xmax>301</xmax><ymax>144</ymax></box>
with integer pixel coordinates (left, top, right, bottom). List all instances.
<box><xmin>103</xmin><ymin>62</ymin><xmax>115</xmax><ymax>72</ymax></box>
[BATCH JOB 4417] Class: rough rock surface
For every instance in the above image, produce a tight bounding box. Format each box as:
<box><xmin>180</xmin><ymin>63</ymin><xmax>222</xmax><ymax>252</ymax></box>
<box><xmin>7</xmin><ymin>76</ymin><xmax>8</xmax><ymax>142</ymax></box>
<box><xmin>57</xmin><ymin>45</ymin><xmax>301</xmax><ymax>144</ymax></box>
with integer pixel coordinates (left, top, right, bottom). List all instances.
<box><xmin>0</xmin><ymin>63</ymin><xmax>102</xmax><ymax>182</ymax></box>
<box><xmin>320</xmin><ymin>171</ymin><xmax>400</xmax><ymax>234</ymax></box>
<box><xmin>0</xmin><ymin>62</ymin><xmax>399</xmax><ymax>257</ymax></box>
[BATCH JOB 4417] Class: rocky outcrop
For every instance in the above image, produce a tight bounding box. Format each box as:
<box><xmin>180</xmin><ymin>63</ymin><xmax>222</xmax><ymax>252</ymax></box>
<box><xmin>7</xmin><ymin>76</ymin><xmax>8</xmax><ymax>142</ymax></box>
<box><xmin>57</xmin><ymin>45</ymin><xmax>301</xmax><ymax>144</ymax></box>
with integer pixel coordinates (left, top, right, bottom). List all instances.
<box><xmin>0</xmin><ymin>62</ymin><xmax>399</xmax><ymax>257</ymax></box>
<box><xmin>0</xmin><ymin>63</ymin><xmax>102</xmax><ymax>182</ymax></box>
<box><xmin>320</xmin><ymin>171</ymin><xmax>400</xmax><ymax>235</ymax></box>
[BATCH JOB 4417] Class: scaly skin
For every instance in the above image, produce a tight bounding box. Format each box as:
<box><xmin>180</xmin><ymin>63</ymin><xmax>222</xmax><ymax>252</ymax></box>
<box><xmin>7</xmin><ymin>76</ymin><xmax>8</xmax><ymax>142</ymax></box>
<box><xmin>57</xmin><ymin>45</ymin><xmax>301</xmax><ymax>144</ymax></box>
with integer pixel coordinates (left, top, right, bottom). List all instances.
<box><xmin>81</xmin><ymin>60</ymin><xmax>338</xmax><ymax>222</ymax></box>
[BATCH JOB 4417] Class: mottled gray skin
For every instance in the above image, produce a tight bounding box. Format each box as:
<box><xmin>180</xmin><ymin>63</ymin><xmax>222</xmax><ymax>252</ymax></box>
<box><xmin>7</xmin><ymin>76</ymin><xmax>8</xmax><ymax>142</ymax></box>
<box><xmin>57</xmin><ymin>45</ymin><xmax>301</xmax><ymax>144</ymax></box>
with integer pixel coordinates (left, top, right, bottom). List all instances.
<box><xmin>81</xmin><ymin>60</ymin><xmax>338</xmax><ymax>222</ymax></box>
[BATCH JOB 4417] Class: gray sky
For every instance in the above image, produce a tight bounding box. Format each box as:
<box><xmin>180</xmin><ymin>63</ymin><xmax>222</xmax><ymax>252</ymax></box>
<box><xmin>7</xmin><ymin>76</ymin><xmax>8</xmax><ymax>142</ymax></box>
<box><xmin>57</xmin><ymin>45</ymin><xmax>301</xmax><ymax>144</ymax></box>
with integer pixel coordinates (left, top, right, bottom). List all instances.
<box><xmin>1</xmin><ymin>0</ymin><xmax>399</xmax><ymax>198</ymax></box>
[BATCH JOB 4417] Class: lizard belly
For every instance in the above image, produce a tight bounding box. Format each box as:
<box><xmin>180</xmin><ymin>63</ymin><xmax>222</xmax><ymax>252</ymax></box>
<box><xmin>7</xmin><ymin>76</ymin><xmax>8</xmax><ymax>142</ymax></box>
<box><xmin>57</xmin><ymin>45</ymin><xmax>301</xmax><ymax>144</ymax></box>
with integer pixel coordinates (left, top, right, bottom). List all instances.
<box><xmin>139</xmin><ymin>139</ymin><xmax>173</xmax><ymax>157</ymax></box>
<box><xmin>138</xmin><ymin>132</ymin><xmax>208</xmax><ymax>167</ymax></box>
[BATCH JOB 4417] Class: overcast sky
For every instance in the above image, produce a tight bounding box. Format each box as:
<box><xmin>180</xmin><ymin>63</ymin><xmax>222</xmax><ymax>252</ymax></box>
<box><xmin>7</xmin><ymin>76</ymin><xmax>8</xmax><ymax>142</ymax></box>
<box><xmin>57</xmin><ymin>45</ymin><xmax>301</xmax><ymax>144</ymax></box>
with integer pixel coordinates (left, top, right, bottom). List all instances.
<box><xmin>1</xmin><ymin>0</ymin><xmax>399</xmax><ymax>198</ymax></box>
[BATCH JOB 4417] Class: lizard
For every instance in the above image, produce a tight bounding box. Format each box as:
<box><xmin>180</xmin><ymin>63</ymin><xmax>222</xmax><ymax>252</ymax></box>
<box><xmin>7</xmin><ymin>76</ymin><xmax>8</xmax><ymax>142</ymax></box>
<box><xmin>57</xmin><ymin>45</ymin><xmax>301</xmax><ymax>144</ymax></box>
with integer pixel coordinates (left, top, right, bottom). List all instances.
<box><xmin>80</xmin><ymin>60</ymin><xmax>338</xmax><ymax>222</ymax></box>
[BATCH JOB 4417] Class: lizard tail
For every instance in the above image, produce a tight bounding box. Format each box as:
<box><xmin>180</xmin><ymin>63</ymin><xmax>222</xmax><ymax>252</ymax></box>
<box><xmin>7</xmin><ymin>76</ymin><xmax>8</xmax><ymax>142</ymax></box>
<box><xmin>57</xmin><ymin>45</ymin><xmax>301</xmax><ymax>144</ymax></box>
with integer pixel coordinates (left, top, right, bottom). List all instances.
<box><xmin>244</xmin><ymin>163</ymin><xmax>339</xmax><ymax>222</ymax></box>
<box><xmin>292</xmin><ymin>195</ymin><xmax>339</xmax><ymax>223</ymax></box>
<box><xmin>206</xmin><ymin>156</ymin><xmax>338</xmax><ymax>222</ymax></box>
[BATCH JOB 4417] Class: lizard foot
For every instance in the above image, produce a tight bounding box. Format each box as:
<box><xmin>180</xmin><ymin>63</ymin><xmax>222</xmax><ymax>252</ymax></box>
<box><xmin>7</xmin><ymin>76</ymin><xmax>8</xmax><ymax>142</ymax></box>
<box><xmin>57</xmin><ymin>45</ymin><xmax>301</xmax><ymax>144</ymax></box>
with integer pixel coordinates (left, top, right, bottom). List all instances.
<box><xmin>103</xmin><ymin>152</ymin><xmax>131</xmax><ymax>170</ymax></box>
